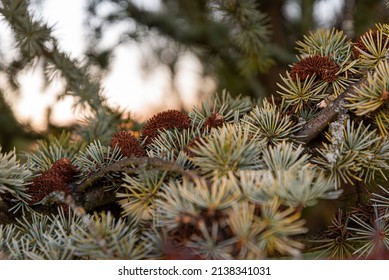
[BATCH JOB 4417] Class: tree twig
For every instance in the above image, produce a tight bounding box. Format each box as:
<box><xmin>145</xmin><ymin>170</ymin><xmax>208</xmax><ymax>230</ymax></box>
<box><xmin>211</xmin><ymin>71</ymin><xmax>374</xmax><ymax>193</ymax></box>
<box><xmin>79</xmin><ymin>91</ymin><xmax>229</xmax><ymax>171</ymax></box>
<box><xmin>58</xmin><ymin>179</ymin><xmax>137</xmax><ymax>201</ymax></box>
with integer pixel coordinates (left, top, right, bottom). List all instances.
<box><xmin>71</xmin><ymin>157</ymin><xmax>200</xmax><ymax>211</ymax></box>
<box><xmin>76</xmin><ymin>157</ymin><xmax>200</xmax><ymax>192</ymax></box>
<box><xmin>296</xmin><ymin>76</ymin><xmax>367</xmax><ymax>144</ymax></box>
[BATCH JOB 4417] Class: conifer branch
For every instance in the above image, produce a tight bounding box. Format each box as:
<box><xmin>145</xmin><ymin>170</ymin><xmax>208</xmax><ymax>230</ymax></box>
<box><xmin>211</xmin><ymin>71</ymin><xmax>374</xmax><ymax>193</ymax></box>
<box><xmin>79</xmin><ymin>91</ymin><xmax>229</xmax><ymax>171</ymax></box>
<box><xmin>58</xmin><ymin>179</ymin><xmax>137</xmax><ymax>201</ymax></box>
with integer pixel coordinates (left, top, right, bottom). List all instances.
<box><xmin>73</xmin><ymin>157</ymin><xmax>201</xmax><ymax>211</ymax></box>
<box><xmin>2</xmin><ymin>0</ymin><xmax>389</xmax><ymax>260</ymax></box>
<box><xmin>296</xmin><ymin>75</ymin><xmax>367</xmax><ymax>144</ymax></box>
<box><xmin>0</xmin><ymin>0</ymin><xmax>104</xmax><ymax>111</ymax></box>
<box><xmin>76</xmin><ymin>157</ymin><xmax>200</xmax><ymax>193</ymax></box>
<box><xmin>121</xmin><ymin>2</ymin><xmax>229</xmax><ymax>52</ymax></box>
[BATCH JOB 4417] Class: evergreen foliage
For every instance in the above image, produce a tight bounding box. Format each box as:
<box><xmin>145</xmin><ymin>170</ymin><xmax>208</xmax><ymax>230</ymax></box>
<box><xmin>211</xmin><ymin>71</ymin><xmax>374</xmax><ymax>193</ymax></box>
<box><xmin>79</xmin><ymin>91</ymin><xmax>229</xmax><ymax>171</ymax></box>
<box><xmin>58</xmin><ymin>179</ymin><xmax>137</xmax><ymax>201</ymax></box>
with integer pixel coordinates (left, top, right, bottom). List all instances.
<box><xmin>85</xmin><ymin>0</ymin><xmax>274</xmax><ymax>98</ymax></box>
<box><xmin>0</xmin><ymin>147</ymin><xmax>31</xmax><ymax>203</ymax></box>
<box><xmin>2</xmin><ymin>0</ymin><xmax>389</xmax><ymax>260</ymax></box>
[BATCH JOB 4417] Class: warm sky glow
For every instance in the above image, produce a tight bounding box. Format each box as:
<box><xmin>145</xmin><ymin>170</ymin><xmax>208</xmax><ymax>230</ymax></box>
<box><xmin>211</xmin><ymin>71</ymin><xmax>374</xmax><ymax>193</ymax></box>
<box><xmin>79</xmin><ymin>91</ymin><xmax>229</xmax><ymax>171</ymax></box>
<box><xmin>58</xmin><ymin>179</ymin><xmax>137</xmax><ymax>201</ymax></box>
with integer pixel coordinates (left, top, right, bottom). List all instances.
<box><xmin>0</xmin><ymin>0</ymin><xmax>342</xmax><ymax>131</ymax></box>
<box><xmin>1</xmin><ymin>0</ymin><xmax>206</xmax><ymax>131</ymax></box>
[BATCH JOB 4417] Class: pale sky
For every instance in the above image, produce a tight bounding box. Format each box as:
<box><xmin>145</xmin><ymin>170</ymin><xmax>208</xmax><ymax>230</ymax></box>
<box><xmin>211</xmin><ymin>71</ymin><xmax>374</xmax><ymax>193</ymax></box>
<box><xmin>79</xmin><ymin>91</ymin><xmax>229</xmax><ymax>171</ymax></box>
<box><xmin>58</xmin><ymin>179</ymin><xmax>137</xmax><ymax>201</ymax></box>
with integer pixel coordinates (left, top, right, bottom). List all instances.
<box><xmin>1</xmin><ymin>0</ymin><xmax>205</xmax><ymax>131</ymax></box>
<box><xmin>1</xmin><ymin>0</ymin><xmax>343</xmax><ymax>131</ymax></box>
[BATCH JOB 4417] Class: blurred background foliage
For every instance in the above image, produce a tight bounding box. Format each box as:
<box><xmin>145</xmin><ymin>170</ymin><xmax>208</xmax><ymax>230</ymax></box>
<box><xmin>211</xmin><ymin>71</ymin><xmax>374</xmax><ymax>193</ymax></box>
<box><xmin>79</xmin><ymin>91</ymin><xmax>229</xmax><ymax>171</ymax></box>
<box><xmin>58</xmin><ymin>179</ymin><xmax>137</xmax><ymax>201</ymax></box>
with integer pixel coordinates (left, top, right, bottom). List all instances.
<box><xmin>0</xmin><ymin>0</ymin><xmax>388</xmax><ymax>151</ymax></box>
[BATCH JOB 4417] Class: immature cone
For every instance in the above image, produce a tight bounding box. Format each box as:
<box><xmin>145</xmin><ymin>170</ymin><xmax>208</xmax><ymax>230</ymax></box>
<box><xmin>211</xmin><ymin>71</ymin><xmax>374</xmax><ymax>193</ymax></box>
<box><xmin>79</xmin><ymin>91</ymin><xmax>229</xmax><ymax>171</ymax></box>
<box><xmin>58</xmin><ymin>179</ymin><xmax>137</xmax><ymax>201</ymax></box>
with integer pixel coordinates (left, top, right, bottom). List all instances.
<box><xmin>353</xmin><ymin>30</ymin><xmax>374</xmax><ymax>58</ymax></box>
<box><xmin>27</xmin><ymin>158</ymin><xmax>79</xmax><ymax>205</ymax></box>
<box><xmin>111</xmin><ymin>131</ymin><xmax>146</xmax><ymax>157</ymax></box>
<box><xmin>290</xmin><ymin>55</ymin><xmax>339</xmax><ymax>83</ymax></box>
<box><xmin>141</xmin><ymin>109</ymin><xmax>191</xmax><ymax>145</ymax></box>
<box><xmin>353</xmin><ymin>29</ymin><xmax>389</xmax><ymax>58</ymax></box>
<box><xmin>203</xmin><ymin>112</ymin><xmax>225</xmax><ymax>130</ymax></box>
